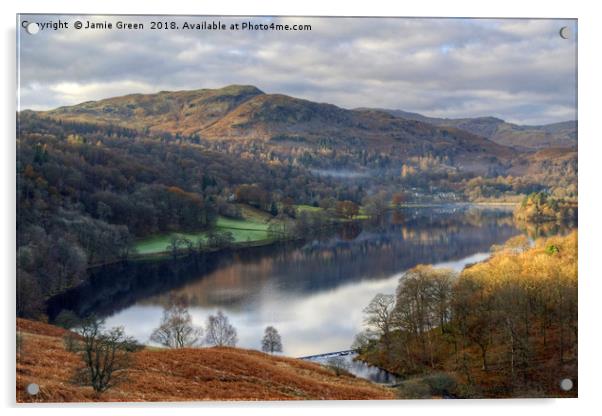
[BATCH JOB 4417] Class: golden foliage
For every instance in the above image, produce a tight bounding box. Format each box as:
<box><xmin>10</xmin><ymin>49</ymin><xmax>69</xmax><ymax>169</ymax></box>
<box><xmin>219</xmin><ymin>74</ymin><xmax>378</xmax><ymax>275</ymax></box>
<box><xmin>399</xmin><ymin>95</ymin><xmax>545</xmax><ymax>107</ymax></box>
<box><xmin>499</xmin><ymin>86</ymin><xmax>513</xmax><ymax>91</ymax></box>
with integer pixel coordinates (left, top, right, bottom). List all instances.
<box><xmin>361</xmin><ymin>232</ymin><xmax>577</xmax><ymax>398</ymax></box>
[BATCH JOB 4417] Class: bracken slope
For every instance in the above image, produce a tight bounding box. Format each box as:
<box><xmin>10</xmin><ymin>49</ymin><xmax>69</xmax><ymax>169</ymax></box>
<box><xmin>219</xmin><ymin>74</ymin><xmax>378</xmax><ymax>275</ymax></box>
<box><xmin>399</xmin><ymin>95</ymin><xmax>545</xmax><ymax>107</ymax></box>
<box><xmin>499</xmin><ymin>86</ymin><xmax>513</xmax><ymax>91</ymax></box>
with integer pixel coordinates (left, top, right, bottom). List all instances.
<box><xmin>16</xmin><ymin>319</ymin><xmax>394</xmax><ymax>403</ymax></box>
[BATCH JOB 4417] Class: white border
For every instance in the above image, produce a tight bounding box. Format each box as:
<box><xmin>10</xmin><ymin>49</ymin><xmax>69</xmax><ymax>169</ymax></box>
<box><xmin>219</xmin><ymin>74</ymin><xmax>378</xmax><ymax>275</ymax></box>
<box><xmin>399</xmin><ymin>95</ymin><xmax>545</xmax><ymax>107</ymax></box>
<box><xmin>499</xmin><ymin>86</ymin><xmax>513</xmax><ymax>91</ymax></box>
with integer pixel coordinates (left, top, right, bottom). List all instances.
<box><xmin>2</xmin><ymin>1</ymin><xmax>600</xmax><ymax>415</ymax></box>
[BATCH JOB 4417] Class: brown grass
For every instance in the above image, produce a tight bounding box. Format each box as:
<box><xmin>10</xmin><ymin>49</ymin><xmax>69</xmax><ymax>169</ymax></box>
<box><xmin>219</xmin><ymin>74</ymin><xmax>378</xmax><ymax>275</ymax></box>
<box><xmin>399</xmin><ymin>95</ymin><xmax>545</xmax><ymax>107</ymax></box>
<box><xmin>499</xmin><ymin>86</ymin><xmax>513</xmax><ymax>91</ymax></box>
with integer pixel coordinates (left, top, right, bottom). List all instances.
<box><xmin>17</xmin><ymin>318</ymin><xmax>70</xmax><ymax>338</ymax></box>
<box><xmin>16</xmin><ymin>319</ymin><xmax>394</xmax><ymax>403</ymax></box>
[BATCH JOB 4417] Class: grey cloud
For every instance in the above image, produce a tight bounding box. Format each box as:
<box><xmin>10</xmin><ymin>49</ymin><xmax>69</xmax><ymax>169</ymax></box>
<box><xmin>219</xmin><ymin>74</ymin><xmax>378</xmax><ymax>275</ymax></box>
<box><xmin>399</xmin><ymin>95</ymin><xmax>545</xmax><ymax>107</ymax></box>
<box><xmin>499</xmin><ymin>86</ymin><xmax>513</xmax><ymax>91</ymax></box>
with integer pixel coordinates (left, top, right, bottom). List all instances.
<box><xmin>18</xmin><ymin>15</ymin><xmax>576</xmax><ymax>125</ymax></box>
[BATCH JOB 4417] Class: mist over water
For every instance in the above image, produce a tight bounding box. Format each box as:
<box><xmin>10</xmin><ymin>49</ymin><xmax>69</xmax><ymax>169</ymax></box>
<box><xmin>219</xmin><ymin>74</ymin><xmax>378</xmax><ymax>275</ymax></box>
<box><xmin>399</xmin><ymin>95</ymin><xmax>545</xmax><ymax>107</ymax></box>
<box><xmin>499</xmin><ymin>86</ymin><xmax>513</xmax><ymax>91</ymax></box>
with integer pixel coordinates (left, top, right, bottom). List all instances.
<box><xmin>309</xmin><ymin>168</ymin><xmax>370</xmax><ymax>179</ymax></box>
<box><xmin>49</xmin><ymin>206</ymin><xmax>522</xmax><ymax>357</ymax></box>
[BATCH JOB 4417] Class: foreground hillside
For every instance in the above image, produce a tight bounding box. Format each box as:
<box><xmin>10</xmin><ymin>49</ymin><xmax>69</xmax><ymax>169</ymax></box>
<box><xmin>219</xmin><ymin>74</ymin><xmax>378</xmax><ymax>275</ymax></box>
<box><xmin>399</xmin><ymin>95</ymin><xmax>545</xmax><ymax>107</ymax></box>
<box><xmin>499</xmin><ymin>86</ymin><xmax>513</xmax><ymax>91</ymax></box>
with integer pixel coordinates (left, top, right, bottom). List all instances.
<box><xmin>16</xmin><ymin>319</ymin><xmax>394</xmax><ymax>402</ymax></box>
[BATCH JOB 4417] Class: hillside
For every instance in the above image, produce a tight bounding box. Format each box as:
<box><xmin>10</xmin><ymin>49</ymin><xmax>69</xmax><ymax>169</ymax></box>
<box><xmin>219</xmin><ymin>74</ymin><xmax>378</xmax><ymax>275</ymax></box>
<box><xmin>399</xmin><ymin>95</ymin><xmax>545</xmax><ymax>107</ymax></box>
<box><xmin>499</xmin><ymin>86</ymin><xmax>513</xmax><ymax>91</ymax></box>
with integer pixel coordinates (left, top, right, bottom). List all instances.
<box><xmin>16</xmin><ymin>91</ymin><xmax>577</xmax><ymax>321</ymax></box>
<box><xmin>372</xmin><ymin>109</ymin><xmax>576</xmax><ymax>151</ymax></box>
<box><xmin>46</xmin><ymin>85</ymin><xmax>265</xmax><ymax>134</ymax></box>
<box><xmin>40</xmin><ymin>85</ymin><xmax>517</xmax><ymax>174</ymax></box>
<box><xmin>507</xmin><ymin>147</ymin><xmax>578</xmax><ymax>198</ymax></box>
<box><xmin>16</xmin><ymin>319</ymin><xmax>394</xmax><ymax>402</ymax></box>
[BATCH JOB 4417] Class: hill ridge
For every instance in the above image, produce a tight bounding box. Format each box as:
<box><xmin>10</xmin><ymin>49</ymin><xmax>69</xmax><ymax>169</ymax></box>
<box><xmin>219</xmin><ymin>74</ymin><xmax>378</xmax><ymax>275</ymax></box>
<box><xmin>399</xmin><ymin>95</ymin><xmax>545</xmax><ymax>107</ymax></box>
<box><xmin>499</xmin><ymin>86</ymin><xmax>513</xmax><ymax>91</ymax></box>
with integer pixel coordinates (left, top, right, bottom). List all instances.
<box><xmin>38</xmin><ymin>84</ymin><xmax>520</xmax><ymax>175</ymax></box>
<box><xmin>360</xmin><ymin>107</ymin><xmax>577</xmax><ymax>150</ymax></box>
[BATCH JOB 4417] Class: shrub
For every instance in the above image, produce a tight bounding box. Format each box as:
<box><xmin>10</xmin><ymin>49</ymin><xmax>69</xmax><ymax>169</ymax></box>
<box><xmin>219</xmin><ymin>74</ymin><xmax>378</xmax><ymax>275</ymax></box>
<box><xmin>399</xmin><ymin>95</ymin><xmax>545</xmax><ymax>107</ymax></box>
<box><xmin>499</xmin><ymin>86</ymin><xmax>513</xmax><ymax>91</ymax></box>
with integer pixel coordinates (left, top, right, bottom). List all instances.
<box><xmin>396</xmin><ymin>379</ymin><xmax>432</xmax><ymax>399</ymax></box>
<box><xmin>422</xmin><ymin>373</ymin><xmax>458</xmax><ymax>396</ymax></box>
<box><xmin>454</xmin><ymin>382</ymin><xmax>483</xmax><ymax>399</ymax></box>
<box><xmin>54</xmin><ymin>309</ymin><xmax>81</xmax><ymax>329</ymax></box>
<box><xmin>63</xmin><ymin>333</ymin><xmax>79</xmax><ymax>352</ymax></box>
<box><xmin>326</xmin><ymin>356</ymin><xmax>350</xmax><ymax>377</ymax></box>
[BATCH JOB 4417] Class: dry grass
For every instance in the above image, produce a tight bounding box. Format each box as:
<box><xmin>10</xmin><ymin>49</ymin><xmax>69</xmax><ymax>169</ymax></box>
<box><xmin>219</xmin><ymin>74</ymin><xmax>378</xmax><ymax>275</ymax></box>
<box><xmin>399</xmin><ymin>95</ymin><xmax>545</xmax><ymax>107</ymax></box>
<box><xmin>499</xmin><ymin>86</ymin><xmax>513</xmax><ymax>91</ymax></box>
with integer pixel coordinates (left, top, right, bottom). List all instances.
<box><xmin>16</xmin><ymin>319</ymin><xmax>394</xmax><ymax>403</ymax></box>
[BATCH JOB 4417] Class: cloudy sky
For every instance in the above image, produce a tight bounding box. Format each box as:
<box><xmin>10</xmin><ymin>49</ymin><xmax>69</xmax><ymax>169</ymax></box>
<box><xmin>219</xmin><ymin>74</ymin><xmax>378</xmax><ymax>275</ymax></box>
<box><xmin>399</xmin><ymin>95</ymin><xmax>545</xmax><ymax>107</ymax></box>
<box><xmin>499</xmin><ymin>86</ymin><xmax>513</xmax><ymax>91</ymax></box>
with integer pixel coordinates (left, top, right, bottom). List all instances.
<box><xmin>18</xmin><ymin>15</ymin><xmax>577</xmax><ymax>125</ymax></box>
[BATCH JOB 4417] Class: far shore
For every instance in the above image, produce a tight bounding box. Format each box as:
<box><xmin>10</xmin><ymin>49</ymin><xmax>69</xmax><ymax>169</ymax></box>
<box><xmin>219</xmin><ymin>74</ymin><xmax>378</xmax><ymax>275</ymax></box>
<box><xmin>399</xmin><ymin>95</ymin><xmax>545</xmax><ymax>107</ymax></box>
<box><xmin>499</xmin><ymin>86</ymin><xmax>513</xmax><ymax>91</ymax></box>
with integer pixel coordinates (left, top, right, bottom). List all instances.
<box><xmin>122</xmin><ymin>201</ymin><xmax>520</xmax><ymax>261</ymax></box>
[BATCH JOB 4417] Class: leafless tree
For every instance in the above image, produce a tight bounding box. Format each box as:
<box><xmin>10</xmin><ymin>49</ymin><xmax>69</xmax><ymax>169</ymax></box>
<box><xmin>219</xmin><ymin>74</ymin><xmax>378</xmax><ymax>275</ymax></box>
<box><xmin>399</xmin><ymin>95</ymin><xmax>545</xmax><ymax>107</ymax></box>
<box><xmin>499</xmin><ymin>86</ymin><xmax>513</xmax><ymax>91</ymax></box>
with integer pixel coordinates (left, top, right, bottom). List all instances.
<box><xmin>71</xmin><ymin>316</ymin><xmax>139</xmax><ymax>393</ymax></box>
<box><xmin>150</xmin><ymin>304</ymin><xmax>203</xmax><ymax>348</ymax></box>
<box><xmin>261</xmin><ymin>326</ymin><xmax>283</xmax><ymax>353</ymax></box>
<box><xmin>326</xmin><ymin>356</ymin><xmax>349</xmax><ymax>376</ymax></box>
<box><xmin>395</xmin><ymin>266</ymin><xmax>455</xmax><ymax>367</ymax></box>
<box><xmin>351</xmin><ymin>329</ymin><xmax>378</xmax><ymax>353</ymax></box>
<box><xmin>204</xmin><ymin>310</ymin><xmax>238</xmax><ymax>347</ymax></box>
<box><xmin>363</xmin><ymin>293</ymin><xmax>397</xmax><ymax>354</ymax></box>
<box><xmin>363</xmin><ymin>191</ymin><xmax>390</xmax><ymax>219</ymax></box>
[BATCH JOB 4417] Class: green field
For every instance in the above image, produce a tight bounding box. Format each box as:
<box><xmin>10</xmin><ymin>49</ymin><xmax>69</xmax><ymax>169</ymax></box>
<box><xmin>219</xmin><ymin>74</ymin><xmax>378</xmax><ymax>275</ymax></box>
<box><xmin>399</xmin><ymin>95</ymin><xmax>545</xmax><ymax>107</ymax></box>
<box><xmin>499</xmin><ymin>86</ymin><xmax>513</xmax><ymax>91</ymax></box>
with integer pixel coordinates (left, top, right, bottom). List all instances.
<box><xmin>134</xmin><ymin>216</ymin><xmax>270</xmax><ymax>255</ymax></box>
<box><xmin>295</xmin><ymin>204</ymin><xmax>323</xmax><ymax>214</ymax></box>
<box><xmin>295</xmin><ymin>204</ymin><xmax>370</xmax><ymax>220</ymax></box>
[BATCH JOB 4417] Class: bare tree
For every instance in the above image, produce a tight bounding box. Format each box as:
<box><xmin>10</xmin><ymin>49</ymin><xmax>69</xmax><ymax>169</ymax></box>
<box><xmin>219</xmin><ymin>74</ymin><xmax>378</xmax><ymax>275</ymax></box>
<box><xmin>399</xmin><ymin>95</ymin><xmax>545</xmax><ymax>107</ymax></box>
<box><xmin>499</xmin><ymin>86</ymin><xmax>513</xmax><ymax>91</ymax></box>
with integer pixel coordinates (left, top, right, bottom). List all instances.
<box><xmin>363</xmin><ymin>191</ymin><xmax>390</xmax><ymax>219</ymax></box>
<box><xmin>150</xmin><ymin>304</ymin><xmax>203</xmax><ymax>348</ymax></box>
<box><xmin>261</xmin><ymin>326</ymin><xmax>283</xmax><ymax>354</ymax></box>
<box><xmin>351</xmin><ymin>329</ymin><xmax>377</xmax><ymax>353</ymax></box>
<box><xmin>71</xmin><ymin>316</ymin><xmax>139</xmax><ymax>394</ymax></box>
<box><xmin>326</xmin><ymin>356</ymin><xmax>349</xmax><ymax>376</ymax></box>
<box><xmin>395</xmin><ymin>266</ymin><xmax>455</xmax><ymax>368</ymax></box>
<box><xmin>205</xmin><ymin>310</ymin><xmax>238</xmax><ymax>347</ymax></box>
<box><xmin>363</xmin><ymin>293</ymin><xmax>397</xmax><ymax>354</ymax></box>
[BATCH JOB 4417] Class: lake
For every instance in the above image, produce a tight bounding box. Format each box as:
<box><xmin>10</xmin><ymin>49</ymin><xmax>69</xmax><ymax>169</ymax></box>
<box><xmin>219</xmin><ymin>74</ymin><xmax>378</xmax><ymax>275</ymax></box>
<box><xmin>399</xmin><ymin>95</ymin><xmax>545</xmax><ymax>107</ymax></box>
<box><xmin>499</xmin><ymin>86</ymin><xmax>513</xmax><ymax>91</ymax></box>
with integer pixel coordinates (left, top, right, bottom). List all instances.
<box><xmin>48</xmin><ymin>205</ymin><xmax>523</xmax><ymax>358</ymax></box>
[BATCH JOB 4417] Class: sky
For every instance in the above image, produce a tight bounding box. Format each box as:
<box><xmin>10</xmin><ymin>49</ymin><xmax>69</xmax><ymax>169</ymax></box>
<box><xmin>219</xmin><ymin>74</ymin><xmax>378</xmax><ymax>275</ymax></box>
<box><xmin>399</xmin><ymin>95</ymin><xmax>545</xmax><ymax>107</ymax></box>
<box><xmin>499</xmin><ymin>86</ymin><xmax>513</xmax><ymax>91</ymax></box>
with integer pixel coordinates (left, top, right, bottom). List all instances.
<box><xmin>18</xmin><ymin>16</ymin><xmax>577</xmax><ymax>125</ymax></box>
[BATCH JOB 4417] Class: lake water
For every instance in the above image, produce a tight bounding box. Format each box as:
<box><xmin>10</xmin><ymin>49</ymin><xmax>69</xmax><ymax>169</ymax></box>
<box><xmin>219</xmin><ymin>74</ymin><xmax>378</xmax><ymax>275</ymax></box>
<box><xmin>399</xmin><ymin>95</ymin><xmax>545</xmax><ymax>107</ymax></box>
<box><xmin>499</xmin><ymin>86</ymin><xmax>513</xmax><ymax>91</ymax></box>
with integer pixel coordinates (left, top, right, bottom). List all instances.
<box><xmin>303</xmin><ymin>351</ymin><xmax>399</xmax><ymax>384</ymax></box>
<box><xmin>48</xmin><ymin>205</ymin><xmax>522</xmax><ymax>359</ymax></box>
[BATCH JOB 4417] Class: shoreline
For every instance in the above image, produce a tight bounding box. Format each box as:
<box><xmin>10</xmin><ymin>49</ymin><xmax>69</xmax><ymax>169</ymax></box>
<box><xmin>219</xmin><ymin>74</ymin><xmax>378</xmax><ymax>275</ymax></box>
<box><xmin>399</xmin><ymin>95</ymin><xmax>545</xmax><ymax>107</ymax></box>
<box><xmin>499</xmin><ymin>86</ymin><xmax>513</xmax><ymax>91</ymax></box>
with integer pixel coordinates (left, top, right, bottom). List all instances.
<box><xmin>93</xmin><ymin>201</ymin><xmax>521</xmax><ymax>265</ymax></box>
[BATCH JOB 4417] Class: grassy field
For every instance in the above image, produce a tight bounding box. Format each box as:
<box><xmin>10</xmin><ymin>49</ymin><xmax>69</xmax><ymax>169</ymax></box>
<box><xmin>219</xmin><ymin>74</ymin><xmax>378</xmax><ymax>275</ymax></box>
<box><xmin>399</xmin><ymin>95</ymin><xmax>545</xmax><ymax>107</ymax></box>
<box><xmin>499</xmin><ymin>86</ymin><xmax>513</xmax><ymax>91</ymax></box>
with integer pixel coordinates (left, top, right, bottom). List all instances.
<box><xmin>295</xmin><ymin>204</ymin><xmax>370</xmax><ymax>220</ymax></box>
<box><xmin>135</xmin><ymin>200</ymin><xmax>399</xmax><ymax>256</ymax></box>
<box><xmin>134</xmin><ymin>216</ymin><xmax>271</xmax><ymax>255</ymax></box>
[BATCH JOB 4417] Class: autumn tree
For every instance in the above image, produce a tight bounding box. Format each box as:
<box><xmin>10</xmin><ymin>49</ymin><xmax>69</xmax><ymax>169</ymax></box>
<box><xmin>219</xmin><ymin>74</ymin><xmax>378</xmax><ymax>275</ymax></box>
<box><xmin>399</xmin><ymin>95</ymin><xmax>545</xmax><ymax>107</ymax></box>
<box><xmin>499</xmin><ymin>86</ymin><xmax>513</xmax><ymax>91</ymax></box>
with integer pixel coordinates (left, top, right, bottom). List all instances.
<box><xmin>391</xmin><ymin>192</ymin><xmax>407</xmax><ymax>208</ymax></box>
<box><xmin>234</xmin><ymin>184</ymin><xmax>270</xmax><ymax>210</ymax></box>
<box><xmin>335</xmin><ymin>200</ymin><xmax>359</xmax><ymax>219</ymax></box>
<box><xmin>452</xmin><ymin>277</ymin><xmax>496</xmax><ymax>372</ymax></box>
<box><xmin>395</xmin><ymin>266</ymin><xmax>455</xmax><ymax>368</ymax></box>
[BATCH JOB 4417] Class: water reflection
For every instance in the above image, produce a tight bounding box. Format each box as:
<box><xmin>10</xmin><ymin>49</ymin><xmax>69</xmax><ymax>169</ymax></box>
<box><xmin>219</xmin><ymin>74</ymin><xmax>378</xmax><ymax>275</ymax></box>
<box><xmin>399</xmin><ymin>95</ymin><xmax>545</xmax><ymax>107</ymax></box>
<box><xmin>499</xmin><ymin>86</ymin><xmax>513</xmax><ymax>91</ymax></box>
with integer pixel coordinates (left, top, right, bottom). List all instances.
<box><xmin>304</xmin><ymin>352</ymin><xmax>399</xmax><ymax>384</ymax></box>
<box><xmin>49</xmin><ymin>206</ymin><xmax>525</xmax><ymax>357</ymax></box>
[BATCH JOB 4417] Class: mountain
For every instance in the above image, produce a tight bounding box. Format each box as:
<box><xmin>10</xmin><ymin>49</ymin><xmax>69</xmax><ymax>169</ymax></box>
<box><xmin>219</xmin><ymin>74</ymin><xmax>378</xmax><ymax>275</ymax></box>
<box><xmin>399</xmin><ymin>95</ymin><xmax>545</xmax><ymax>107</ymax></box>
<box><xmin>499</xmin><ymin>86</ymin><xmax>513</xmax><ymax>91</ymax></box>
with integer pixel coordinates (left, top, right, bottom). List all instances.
<box><xmin>369</xmin><ymin>109</ymin><xmax>577</xmax><ymax>151</ymax></box>
<box><xmin>47</xmin><ymin>84</ymin><xmax>266</xmax><ymax>134</ymax></box>
<box><xmin>17</xmin><ymin>319</ymin><xmax>394</xmax><ymax>402</ymax></box>
<box><xmin>40</xmin><ymin>85</ymin><xmax>518</xmax><ymax>175</ymax></box>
